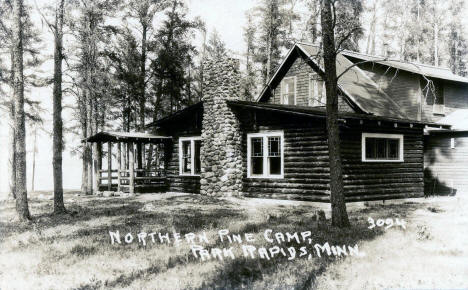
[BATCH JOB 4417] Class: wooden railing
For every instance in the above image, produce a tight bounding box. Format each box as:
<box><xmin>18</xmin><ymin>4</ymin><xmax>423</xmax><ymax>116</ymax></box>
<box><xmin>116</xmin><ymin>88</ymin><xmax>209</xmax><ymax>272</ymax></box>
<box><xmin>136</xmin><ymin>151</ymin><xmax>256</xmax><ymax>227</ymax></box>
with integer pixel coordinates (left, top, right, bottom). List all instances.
<box><xmin>99</xmin><ymin>168</ymin><xmax>167</xmax><ymax>193</ymax></box>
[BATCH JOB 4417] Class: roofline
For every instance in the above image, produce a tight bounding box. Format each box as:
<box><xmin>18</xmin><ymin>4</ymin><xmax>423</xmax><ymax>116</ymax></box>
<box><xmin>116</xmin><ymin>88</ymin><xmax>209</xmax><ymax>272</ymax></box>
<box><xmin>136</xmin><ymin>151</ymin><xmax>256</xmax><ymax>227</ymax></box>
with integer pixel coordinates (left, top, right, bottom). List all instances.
<box><xmin>228</xmin><ymin>100</ymin><xmax>450</xmax><ymax>128</ymax></box>
<box><xmin>341</xmin><ymin>50</ymin><xmax>468</xmax><ymax>84</ymax></box>
<box><xmin>255</xmin><ymin>42</ymin><xmax>369</xmax><ymax>115</ymax></box>
<box><xmin>146</xmin><ymin>101</ymin><xmax>203</xmax><ymax>128</ymax></box>
<box><xmin>255</xmin><ymin>45</ymin><xmax>298</xmax><ymax>102</ymax></box>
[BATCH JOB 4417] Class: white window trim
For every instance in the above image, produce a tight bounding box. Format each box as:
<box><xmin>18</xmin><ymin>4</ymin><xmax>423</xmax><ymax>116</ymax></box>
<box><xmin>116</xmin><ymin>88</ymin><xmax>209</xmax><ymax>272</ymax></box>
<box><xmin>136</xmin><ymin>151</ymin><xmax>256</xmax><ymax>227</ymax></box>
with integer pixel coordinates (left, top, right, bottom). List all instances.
<box><xmin>280</xmin><ymin>76</ymin><xmax>296</xmax><ymax>105</ymax></box>
<box><xmin>361</xmin><ymin>133</ymin><xmax>404</xmax><ymax>162</ymax></box>
<box><xmin>247</xmin><ymin>131</ymin><xmax>284</xmax><ymax>179</ymax></box>
<box><xmin>179</xmin><ymin>136</ymin><xmax>202</xmax><ymax>176</ymax></box>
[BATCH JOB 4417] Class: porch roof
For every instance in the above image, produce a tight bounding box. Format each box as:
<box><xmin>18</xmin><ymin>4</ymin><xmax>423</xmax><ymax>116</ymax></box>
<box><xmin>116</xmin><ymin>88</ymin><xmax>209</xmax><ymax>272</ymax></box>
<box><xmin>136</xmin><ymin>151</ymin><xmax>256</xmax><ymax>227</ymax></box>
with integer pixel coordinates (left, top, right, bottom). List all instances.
<box><xmin>83</xmin><ymin>131</ymin><xmax>172</xmax><ymax>143</ymax></box>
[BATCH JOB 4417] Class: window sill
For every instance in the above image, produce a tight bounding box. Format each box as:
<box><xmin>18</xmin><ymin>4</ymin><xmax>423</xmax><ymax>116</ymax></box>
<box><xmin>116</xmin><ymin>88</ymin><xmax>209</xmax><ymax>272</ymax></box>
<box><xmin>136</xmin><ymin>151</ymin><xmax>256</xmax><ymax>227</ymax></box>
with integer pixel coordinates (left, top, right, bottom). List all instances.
<box><xmin>361</xmin><ymin>159</ymin><xmax>404</xmax><ymax>163</ymax></box>
<box><xmin>247</xmin><ymin>175</ymin><xmax>284</xmax><ymax>179</ymax></box>
<box><xmin>179</xmin><ymin>173</ymin><xmax>201</xmax><ymax>177</ymax></box>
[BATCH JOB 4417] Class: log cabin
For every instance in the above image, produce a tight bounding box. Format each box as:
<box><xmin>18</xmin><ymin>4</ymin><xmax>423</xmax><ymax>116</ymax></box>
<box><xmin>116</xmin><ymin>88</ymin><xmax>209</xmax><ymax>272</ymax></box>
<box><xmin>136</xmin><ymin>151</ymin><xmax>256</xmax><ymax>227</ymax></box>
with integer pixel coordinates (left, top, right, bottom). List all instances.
<box><xmin>147</xmin><ymin>43</ymin><xmax>455</xmax><ymax>202</ymax></box>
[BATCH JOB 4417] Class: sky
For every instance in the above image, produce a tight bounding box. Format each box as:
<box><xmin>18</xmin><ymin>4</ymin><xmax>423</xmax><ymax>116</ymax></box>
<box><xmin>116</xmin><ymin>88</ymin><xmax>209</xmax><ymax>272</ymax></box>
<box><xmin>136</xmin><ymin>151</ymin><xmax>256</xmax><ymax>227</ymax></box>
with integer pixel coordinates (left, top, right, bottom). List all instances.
<box><xmin>0</xmin><ymin>0</ymin><xmax>256</xmax><ymax>194</ymax></box>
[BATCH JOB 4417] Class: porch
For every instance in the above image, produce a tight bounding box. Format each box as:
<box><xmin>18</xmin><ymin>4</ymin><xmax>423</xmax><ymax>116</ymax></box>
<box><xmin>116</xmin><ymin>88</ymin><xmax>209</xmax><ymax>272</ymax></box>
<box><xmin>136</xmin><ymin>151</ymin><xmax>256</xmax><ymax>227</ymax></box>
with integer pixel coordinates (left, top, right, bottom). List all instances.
<box><xmin>84</xmin><ymin>131</ymin><xmax>172</xmax><ymax>194</ymax></box>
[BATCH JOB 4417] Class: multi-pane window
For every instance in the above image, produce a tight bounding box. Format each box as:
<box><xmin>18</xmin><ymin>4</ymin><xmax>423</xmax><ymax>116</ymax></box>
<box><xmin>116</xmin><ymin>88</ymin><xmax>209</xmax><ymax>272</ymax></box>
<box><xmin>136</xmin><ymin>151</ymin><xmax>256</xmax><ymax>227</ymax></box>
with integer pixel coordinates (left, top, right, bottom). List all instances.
<box><xmin>268</xmin><ymin>137</ymin><xmax>281</xmax><ymax>175</ymax></box>
<box><xmin>248</xmin><ymin>132</ymin><xmax>284</xmax><ymax>178</ymax></box>
<box><xmin>362</xmin><ymin>133</ymin><xmax>403</xmax><ymax>162</ymax></box>
<box><xmin>281</xmin><ymin>77</ymin><xmax>296</xmax><ymax>105</ymax></box>
<box><xmin>179</xmin><ymin>137</ymin><xmax>202</xmax><ymax>175</ymax></box>
<box><xmin>181</xmin><ymin>140</ymin><xmax>192</xmax><ymax>174</ymax></box>
<box><xmin>308</xmin><ymin>73</ymin><xmax>326</xmax><ymax>107</ymax></box>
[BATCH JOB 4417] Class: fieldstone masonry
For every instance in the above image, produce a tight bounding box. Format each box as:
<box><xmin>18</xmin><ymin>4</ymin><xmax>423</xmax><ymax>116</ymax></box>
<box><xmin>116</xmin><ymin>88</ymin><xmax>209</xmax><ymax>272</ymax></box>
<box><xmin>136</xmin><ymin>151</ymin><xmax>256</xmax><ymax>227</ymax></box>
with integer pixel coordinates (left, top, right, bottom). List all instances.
<box><xmin>200</xmin><ymin>56</ymin><xmax>244</xmax><ymax>196</ymax></box>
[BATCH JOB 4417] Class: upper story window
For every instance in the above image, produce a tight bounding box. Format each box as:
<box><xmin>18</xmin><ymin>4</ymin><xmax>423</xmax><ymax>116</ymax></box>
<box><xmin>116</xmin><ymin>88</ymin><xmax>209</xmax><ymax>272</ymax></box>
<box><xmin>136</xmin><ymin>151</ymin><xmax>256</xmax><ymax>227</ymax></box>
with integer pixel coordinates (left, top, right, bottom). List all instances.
<box><xmin>362</xmin><ymin>133</ymin><xmax>404</xmax><ymax>162</ymax></box>
<box><xmin>281</xmin><ymin>76</ymin><xmax>296</xmax><ymax>105</ymax></box>
<box><xmin>179</xmin><ymin>136</ymin><xmax>202</xmax><ymax>176</ymax></box>
<box><xmin>247</xmin><ymin>131</ymin><xmax>284</xmax><ymax>178</ymax></box>
<box><xmin>422</xmin><ymin>79</ymin><xmax>445</xmax><ymax>115</ymax></box>
<box><xmin>308</xmin><ymin>73</ymin><xmax>326</xmax><ymax>107</ymax></box>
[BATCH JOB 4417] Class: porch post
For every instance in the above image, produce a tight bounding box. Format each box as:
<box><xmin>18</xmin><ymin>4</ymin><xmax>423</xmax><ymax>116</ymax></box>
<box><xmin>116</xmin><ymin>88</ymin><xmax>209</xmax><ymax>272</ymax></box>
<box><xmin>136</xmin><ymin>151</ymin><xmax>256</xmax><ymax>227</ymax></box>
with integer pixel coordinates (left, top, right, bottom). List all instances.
<box><xmin>107</xmin><ymin>141</ymin><xmax>112</xmax><ymax>191</ymax></box>
<box><xmin>137</xmin><ymin>143</ymin><xmax>143</xmax><ymax>169</ymax></box>
<box><xmin>117</xmin><ymin>142</ymin><xmax>122</xmax><ymax>192</ymax></box>
<box><xmin>93</xmin><ymin>141</ymin><xmax>102</xmax><ymax>193</ymax></box>
<box><xmin>129</xmin><ymin>142</ymin><xmax>135</xmax><ymax>195</ymax></box>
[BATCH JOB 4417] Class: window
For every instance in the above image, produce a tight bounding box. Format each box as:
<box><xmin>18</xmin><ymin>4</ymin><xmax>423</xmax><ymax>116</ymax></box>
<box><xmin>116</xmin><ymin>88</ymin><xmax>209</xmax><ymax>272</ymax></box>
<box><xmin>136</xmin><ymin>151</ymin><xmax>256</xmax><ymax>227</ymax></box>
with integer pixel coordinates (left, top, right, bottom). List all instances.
<box><xmin>281</xmin><ymin>77</ymin><xmax>296</xmax><ymax>105</ymax></box>
<box><xmin>308</xmin><ymin>73</ymin><xmax>326</xmax><ymax>107</ymax></box>
<box><xmin>362</xmin><ymin>133</ymin><xmax>404</xmax><ymax>162</ymax></box>
<box><xmin>247</xmin><ymin>131</ymin><xmax>284</xmax><ymax>178</ymax></box>
<box><xmin>179</xmin><ymin>137</ymin><xmax>202</xmax><ymax>176</ymax></box>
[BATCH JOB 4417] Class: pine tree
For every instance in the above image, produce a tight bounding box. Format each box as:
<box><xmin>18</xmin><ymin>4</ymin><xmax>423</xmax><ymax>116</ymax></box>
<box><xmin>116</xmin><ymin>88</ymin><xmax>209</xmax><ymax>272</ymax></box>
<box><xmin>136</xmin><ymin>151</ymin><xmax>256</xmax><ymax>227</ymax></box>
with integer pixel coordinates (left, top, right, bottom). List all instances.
<box><xmin>12</xmin><ymin>0</ymin><xmax>30</xmax><ymax>221</ymax></box>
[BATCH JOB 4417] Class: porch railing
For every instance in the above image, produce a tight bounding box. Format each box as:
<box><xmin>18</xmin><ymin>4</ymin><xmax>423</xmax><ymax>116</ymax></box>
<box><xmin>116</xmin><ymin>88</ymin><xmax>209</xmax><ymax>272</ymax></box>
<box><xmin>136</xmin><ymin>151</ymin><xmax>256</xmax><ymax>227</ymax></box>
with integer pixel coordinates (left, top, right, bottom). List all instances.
<box><xmin>98</xmin><ymin>168</ymin><xmax>167</xmax><ymax>193</ymax></box>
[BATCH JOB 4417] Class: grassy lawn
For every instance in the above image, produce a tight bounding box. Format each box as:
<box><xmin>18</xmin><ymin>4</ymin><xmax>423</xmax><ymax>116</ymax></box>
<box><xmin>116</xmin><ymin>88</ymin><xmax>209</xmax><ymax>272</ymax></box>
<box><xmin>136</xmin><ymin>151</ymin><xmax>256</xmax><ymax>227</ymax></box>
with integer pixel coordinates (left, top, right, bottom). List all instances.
<box><xmin>0</xmin><ymin>191</ymin><xmax>467</xmax><ymax>289</ymax></box>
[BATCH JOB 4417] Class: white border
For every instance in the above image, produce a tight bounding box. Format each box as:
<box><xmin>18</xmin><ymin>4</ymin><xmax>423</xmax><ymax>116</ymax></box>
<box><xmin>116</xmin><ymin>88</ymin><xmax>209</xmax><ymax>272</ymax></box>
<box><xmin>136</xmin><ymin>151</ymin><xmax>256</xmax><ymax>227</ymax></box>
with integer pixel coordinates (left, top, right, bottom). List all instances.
<box><xmin>280</xmin><ymin>76</ymin><xmax>297</xmax><ymax>105</ymax></box>
<box><xmin>361</xmin><ymin>133</ymin><xmax>404</xmax><ymax>162</ymax></box>
<box><xmin>179</xmin><ymin>136</ymin><xmax>202</xmax><ymax>176</ymax></box>
<box><xmin>247</xmin><ymin>131</ymin><xmax>284</xmax><ymax>179</ymax></box>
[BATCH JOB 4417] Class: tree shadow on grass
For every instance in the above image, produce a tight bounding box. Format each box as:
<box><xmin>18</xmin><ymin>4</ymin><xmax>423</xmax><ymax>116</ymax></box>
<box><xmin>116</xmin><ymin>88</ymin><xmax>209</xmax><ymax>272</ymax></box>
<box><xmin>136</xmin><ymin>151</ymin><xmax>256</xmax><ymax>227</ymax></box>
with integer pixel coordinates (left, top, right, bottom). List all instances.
<box><xmin>77</xmin><ymin>201</ymin><xmax>425</xmax><ymax>290</ymax></box>
<box><xmin>0</xmin><ymin>194</ymin><xmax>243</xmax><ymax>242</ymax></box>
<box><xmin>192</xmin><ymin>201</ymin><xmax>424</xmax><ymax>290</ymax></box>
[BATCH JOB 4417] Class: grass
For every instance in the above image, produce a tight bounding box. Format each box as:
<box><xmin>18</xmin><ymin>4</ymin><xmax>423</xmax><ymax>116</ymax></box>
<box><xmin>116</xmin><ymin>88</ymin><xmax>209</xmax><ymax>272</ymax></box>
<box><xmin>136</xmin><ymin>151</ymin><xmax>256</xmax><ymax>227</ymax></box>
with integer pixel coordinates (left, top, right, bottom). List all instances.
<box><xmin>0</xmin><ymin>191</ymin><xmax>467</xmax><ymax>289</ymax></box>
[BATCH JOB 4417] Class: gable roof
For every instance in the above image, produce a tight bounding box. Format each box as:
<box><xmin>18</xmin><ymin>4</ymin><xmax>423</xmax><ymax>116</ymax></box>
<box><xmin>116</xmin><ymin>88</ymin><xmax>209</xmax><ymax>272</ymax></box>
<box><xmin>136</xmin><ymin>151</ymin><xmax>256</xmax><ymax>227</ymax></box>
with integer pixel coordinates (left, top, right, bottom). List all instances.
<box><xmin>257</xmin><ymin>42</ymin><xmax>407</xmax><ymax>119</ymax></box>
<box><xmin>341</xmin><ymin>50</ymin><xmax>468</xmax><ymax>84</ymax></box>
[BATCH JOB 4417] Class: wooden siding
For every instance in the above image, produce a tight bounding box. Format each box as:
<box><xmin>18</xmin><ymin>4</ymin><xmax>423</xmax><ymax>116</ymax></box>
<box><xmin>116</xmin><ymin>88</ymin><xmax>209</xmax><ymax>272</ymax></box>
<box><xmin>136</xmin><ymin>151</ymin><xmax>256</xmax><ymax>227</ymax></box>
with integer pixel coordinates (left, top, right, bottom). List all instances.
<box><xmin>353</xmin><ymin>62</ymin><xmax>422</xmax><ymax>120</ymax></box>
<box><xmin>347</xmin><ymin>56</ymin><xmax>468</xmax><ymax>123</ymax></box>
<box><xmin>424</xmin><ymin>132</ymin><xmax>468</xmax><ymax>195</ymax></box>
<box><xmin>424</xmin><ymin>81</ymin><xmax>468</xmax><ymax>123</ymax></box>
<box><xmin>237</xmin><ymin>110</ymin><xmax>425</xmax><ymax>202</ymax></box>
<box><xmin>269</xmin><ymin>56</ymin><xmax>354</xmax><ymax>112</ymax></box>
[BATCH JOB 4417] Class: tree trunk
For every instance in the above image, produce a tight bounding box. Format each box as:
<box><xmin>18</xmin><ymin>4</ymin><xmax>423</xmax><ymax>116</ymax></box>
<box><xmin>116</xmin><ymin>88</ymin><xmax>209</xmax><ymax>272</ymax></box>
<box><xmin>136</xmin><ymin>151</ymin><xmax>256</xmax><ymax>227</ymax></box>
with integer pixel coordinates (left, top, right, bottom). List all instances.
<box><xmin>434</xmin><ymin>21</ymin><xmax>439</xmax><ymax>66</ymax></box>
<box><xmin>8</xmin><ymin>48</ymin><xmax>16</xmax><ymax>200</ymax></box>
<box><xmin>86</xmin><ymin>93</ymin><xmax>93</xmax><ymax>194</ymax></box>
<box><xmin>80</xmin><ymin>92</ymin><xmax>88</xmax><ymax>194</ymax></box>
<box><xmin>321</xmin><ymin>0</ymin><xmax>350</xmax><ymax>228</ymax></box>
<box><xmin>53</xmin><ymin>0</ymin><xmax>66</xmax><ymax>213</ymax></box>
<box><xmin>139</xmin><ymin>24</ymin><xmax>147</xmax><ymax>131</ymax></box>
<box><xmin>8</xmin><ymin>95</ymin><xmax>16</xmax><ymax>200</ymax></box>
<box><xmin>31</xmin><ymin>126</ymin><xmax>37</xmax><ymax>192</ymax></box>
<box><xmin>12</xmin><ymin>0</ymin><xmax>30</xmax><ymax>221</ymax></box>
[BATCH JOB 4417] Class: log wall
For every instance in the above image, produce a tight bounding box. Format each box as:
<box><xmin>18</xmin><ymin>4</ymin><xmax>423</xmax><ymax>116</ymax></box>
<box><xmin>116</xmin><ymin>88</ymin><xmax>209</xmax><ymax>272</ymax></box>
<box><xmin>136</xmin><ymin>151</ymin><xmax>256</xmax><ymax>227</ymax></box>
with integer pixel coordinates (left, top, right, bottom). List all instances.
<box><xmin>238</xmin><ymin>110</ymin><xmax>425</xmax><ymax>202</ymax></box>
<box><xmin>156</xmin><ymin>108</ymin><xmax>202</xmax><ymax>194</ymax></box>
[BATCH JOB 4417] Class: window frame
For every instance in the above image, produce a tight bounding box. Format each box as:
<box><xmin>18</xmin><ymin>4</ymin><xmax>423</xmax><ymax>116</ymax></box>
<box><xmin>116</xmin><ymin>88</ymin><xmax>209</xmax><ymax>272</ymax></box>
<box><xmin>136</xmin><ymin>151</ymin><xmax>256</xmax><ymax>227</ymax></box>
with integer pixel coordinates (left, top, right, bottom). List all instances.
<box><xmin>308</xmin><ymin>73</ymin><xmax>325</xmax><ymax>107</ymax></box>
<box><xmin>178</xmin><ymin>136</ymin><xmax>202</xmax><ymax>176</ymax></box>
<box><xmin>247</xmin><ymin>131</ymin><xmax>284</xmax><ymax>179</ymax></box>
<box><xmin>361</xmin><ymin>133</ymin><xmax>404</xmax><ymax>162</ymax></box>
<box><xmin>280</xmin><ymin>76</ymin><xmax>297</xmax><ymax>105</ymax></box>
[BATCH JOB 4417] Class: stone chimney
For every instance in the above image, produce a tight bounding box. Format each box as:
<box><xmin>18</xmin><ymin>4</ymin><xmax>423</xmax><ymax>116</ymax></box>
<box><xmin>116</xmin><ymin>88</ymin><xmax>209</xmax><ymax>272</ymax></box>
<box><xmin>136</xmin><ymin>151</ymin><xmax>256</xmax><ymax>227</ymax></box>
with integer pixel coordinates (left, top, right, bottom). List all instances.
<box><xmin>200</xmin><ymin>57</ymin><xmax>243</xmax><ymax>196</ymax></box>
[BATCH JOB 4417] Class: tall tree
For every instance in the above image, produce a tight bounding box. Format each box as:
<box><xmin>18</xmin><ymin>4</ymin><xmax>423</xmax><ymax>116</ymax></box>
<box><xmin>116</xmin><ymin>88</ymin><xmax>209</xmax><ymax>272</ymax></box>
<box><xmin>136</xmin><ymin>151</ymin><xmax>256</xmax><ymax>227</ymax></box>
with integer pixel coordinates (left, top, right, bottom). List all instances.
<box><xmin>321</xmin><ymin>0</ymin><xmax>350</xmax><ymax>228</ymax></box>
<box><xmin>151</xmin><ymin>0</ymin><xmax>200</xmax><ymax>115</ymax></box>
<box><xmin>447</xmin><ymin>0</ymin><xmax>467</xmax><ymax>76</ymax></box>
<box><xmin>12</xmin><ymin>0</ymin><xmax>30</xmax><ymax>220</ymax></box>
<box><xmin>52</xmin><ymin>0</ymin><xmax>66</xmax><ymax>213</ymax></box>
<box><xmin>205</xmin><ymin>29</ymin><xmax>226</xmax><ymax>61</ymax></box>
<box><xmin>242</xmin><ymin>11</ymin><xmax>258</xmax><ymax>101</ymax></box>
<box><xmin>254</xmin><ymin>0</ymin><xmax>287</xmax><ymax>84</ymax></box>
<box><xmin>126</xmin><ymin>0</ymin><xmax>166</xmax><ymax>131</ymax></box>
